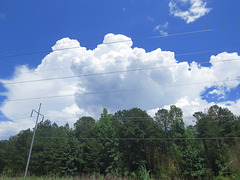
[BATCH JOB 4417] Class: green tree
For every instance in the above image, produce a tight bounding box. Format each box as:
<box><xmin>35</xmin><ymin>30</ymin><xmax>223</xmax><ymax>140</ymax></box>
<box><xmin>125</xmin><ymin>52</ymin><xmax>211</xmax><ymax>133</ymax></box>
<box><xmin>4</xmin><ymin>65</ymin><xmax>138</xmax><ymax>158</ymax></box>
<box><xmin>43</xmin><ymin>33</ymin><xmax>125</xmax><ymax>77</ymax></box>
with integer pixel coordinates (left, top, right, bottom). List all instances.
<box><xmin>29</xmin><ymin>120</ymin><xmax>69</xmax><ymax>176</ymax></box>
<box><xmin>113</xmin><ymin>108</ymin><xmax>155</xmax><ymax>175</ymax></box>
<box><xmin>74</xmin><ymin>116</ymin><xmax>95</xmax><ymax>141</ymax></box>
<box><xmin>73</xmin><ymin>116</ymin><xmax>97</xmax><ymax>174</ymax></box>
<box><xmin>61</xmin><ymin>130</ymin><xmax>83</xmax><ymax>176</ymax></box>
<box><xmin>169</xmin><ymin>105</ymin><xmax>185</xmax><ymax>138</ymax></box>
<box><xmin>0</xmin><ymin>140</ymin><xmax>7</xmax><ymax>174</ymax></box>
<box><xmin>194</xmin><ymin>105</ymin><xmax>236</xmax><ymax>176</ymax></box>
<box><xmin>95</xmin><ymin>108</ymin><xmax>122</xmax><ymax>175</ymax></box>
<box><xmin>8</xmin><ymin>129</ymin><xmax>32</xmax><ymax>175</ymax></box>
<box><xmin>154</xmin><ymin>105</ymin><xmax>185</xmax><ymax>138</ymax></box>
<box><xmin>153</xmin><ymin>105</ymin><xmax>185</xmax><ymax>179</ymax></box>
<box><xmin>181</xmin><ymin>126</ymin><xmax>207</xmax><ymax>179</ymax></box>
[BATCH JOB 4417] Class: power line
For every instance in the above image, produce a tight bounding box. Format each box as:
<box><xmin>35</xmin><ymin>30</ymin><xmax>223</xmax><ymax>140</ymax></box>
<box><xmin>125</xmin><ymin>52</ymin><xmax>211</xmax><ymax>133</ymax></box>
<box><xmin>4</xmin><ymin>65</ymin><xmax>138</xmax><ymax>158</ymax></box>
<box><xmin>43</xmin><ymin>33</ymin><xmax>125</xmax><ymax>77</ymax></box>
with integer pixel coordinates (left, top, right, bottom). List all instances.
<box><xmin>0</xmin><ymin>25</ymin><xmax>240</xmax><ymax>60</ymax></box>
<box><xmin>6</xmin><ymin>114</ymin><xmax>237</xmax><ymax>123</ymax></box>
<box><xmin>29</xmin><ymin>136</ymin><xmax>240</xmax><ymax>141</ymax></box>
<box><xmin>2</xmin><ymin>78</ymin><xmax>239</xmax><ymax>103</ymax></box>
<box><xmin>11</xmin><ymin>48</ymin><xmax>240</xmax><ymax>75</ymax></box>
<box><xmin>134</xmin><ymin>25</ymin><xmax>240</xmax><ymax>41</ymax></box>
<box><xmin>2</xmin><ymin>57</ymin><xmax>240</xmax><ymax>85</ymax></box>
<box><xmin>175</xmin><ymin>47</ymin><xmax>239</xmax><ymax>57</ymax></box>
<box><xmin>2</xmin><ymin>18</ymin><xmax>240</xmax><ymax>54</ymax></box>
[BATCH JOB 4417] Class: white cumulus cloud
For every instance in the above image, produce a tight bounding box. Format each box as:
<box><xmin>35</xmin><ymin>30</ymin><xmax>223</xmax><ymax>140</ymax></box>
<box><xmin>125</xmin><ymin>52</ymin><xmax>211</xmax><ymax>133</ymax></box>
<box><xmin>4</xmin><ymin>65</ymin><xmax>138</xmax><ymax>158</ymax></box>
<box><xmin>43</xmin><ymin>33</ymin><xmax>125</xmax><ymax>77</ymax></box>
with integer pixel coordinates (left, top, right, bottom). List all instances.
<box><xmin>0</xmin><ymin>34</ymin><xmax>240</xmax><ymax>139</ymax></box>
<box><xmin>169</xmin><ymin>0</ymin><xmax>212</xmax><ymax>23</ymax></box>
<box><xmin>0</xmin><ymin>38</ymin><xmax>87</xmax><ymax>139</ymax></box>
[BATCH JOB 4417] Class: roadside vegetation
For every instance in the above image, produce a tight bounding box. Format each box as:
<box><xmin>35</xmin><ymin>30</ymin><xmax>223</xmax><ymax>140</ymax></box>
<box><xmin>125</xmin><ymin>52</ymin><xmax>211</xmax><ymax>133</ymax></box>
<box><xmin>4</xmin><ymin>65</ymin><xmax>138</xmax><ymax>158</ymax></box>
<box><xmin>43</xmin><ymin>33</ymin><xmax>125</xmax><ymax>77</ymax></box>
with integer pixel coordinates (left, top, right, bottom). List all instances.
<box><xmin>1</xmin><ymin>105</ymin><xmax>240</xmax><ymax>179</ymax></box>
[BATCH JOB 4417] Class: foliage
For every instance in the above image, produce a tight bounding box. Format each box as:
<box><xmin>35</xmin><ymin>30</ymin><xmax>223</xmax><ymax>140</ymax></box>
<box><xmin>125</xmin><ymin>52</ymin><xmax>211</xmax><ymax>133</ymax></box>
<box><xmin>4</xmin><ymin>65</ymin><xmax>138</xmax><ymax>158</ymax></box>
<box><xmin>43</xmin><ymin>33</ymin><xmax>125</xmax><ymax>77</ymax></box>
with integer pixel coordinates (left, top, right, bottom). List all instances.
<box><xmin>1</xmin><ymin>105</ymin><xmax>240</xmax><ymax>179</ymax></box>
<box><xmin>138</xmin><ymin>165</ymin><xmax>151</xmax><ymax>180</ymax></box>
<box><xmin>180</xmin><ymin>126</ymin><xmax>207</xmax><ymax>178</ymax></box>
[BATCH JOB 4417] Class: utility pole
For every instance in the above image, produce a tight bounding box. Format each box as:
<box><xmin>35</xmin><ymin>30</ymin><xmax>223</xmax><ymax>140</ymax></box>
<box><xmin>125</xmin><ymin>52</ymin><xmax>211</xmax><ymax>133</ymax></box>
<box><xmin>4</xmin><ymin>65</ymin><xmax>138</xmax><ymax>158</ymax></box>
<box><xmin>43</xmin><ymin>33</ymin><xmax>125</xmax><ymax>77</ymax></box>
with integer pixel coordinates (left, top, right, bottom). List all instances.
<box><xmin>24</xmin><ymin>103</ymin><xmax>44</xmax><ymax>178</ymax></box>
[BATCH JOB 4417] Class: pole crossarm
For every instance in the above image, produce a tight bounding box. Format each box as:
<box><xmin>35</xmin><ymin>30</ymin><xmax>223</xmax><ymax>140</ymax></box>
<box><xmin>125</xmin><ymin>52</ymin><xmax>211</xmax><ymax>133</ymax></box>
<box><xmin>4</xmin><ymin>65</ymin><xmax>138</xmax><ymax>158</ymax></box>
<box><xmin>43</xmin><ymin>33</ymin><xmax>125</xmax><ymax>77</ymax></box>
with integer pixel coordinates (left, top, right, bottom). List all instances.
<box><xmin>31</xmin><ymin>109</ymin><xmax>44</xmax><ymax>122</ymax></box>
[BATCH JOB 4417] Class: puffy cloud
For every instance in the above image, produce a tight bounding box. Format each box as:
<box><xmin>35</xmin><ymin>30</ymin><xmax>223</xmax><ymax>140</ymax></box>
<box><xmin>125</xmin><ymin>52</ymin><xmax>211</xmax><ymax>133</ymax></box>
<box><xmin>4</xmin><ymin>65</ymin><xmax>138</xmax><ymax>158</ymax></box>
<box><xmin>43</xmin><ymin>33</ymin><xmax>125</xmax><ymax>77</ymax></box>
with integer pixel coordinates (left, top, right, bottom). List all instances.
<box><xmin>71</xmin><ymin>34</ymin><xmax>240</xmax><ymax>122</ymax></box>
<box><xmin>147</xmin><ymin>97</ymin><xmax>214</xmax><ymax>125</ymax></box>
<box><xmin>0</xmin><ymin>34</ymin><xmax>240</xmax><ymax>139</ymax></box>
<box><xmin>208</xmin><ymin>89</ymin><xmax>224</xmax><ymax>96</ymax></box>
<box><xmin>169</xmin><ymin>0</ymin><xmax>212</xmax><ymax>23</ymax></box>
<box><xmin>0</xmin><ymin>38</ymin><xmax>87</xmax><ymax>139</ymax></box>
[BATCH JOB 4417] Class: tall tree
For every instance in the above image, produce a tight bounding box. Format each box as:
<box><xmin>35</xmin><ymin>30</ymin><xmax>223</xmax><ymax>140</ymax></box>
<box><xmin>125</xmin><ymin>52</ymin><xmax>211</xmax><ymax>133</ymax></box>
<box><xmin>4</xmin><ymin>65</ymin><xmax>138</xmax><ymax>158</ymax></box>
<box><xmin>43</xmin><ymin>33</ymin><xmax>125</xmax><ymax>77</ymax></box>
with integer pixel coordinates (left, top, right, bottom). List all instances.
<box><xmin>73</xmin><ymin>116</ymin><xmax>98</xmax><ymax>174</ymax></box>
<box><xmin>94</xmin><ymin>108</ymin><xmax>122</xmax><ymax>174</ymax></box>
<box><xmin>194</xmin><ymin>105</ymin><xmax>236</xmax><ymax>176</ymax></box>
<box><xmin>153</xmin><ymin>105</ymin><xmax>185</xmax><ymax>178</ymax></box>
<box><xmin>74</xmin><ymin>116</ymin><xmax>95</xmax><ymax>141</ymax></box>
<box><xmin>61</xmin><ymin>130</ymin><xmax>83</xmax><ymax>176</ymax></box>
<box><xmin>113</xmin><ymin>108</ymin><xmax>155</xmax><ymax>175</ymax></box>
<box><xmin>180</xmin><ymin>126</ymin><xmax>207</xmax><ymax>178</ymax></box>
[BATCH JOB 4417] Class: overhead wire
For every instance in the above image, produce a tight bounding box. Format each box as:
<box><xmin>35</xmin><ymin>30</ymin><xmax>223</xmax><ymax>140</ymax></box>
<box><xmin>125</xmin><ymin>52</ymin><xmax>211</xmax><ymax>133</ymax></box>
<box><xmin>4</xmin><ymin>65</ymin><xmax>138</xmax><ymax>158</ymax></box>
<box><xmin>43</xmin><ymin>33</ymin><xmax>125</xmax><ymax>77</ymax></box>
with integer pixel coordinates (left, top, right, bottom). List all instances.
<box><xmin>1</xmin><ymin>77</ymin><xmax>239</xmax><ymax>103</ymax></box>
<box><xmin>1</xmin><ymin>23</ymin><xmax>240</xmax><ymax>139</ymax></box>
<box><xmin>9</xmin><ymin>46</ymin><xmax>240</xmax><ymax>75</ymax></box>
<box><xmin>26</xmin><ymin>136</ymin><xmax>240</xmax><ymax>141</ymax></box>
<box><xmin>2</xmin><ymin>57</ymin><xmax>240</xmax><ymax>85</ymax></box>
<box><xmin>0</xmin><ymin>25</ymin><xmax>239</xmax><ymax>89</ymax></box>
<box><xmin>0</xmin><ymin>25</ymin><xmax>240</xmax><ymax>60</ymax></box>
<box><xmin>1</xmin><ymin>18</ymin><xmax>240</xmax><ymax>54</ymax></box>
<box><xmin>0</xmin><ymin>26</ymin><xmax>239</xmax><ymax>110</ymax></box>
<box><xmin>14</xmin><ymin>114</ymin><xmax>236</xmax><ymax>122</ymax></box>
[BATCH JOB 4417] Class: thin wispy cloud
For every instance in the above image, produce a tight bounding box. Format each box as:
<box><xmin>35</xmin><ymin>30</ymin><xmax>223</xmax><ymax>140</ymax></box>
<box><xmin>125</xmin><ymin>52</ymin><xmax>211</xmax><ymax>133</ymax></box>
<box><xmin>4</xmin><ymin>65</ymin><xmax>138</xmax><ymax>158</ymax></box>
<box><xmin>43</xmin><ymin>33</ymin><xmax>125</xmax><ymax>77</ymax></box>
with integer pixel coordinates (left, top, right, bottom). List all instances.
<box><xmin>147</xmin><ymin>16</ymin><xmax>154</xmax><ymax>22</ymax></box>
<box><xmin>154</xmin><ymin>22</ymin><xmax>168</xmax><ymax>36</ymax></box>
<box><xmin>169</xmin><ymin>0</ymin><xmax>212</xmax><ymax>23</ymax></box>
<box><xmin>0</xmin><ymin>13</ymin><xmax>6</xmax><ymax>20</ymax></box>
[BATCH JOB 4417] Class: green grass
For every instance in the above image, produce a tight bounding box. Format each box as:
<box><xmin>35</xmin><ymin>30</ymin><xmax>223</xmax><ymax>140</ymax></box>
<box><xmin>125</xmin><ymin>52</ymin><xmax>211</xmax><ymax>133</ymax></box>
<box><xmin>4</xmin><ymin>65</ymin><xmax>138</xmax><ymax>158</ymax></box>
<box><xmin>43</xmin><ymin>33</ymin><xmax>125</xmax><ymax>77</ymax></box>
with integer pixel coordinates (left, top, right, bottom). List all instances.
<box><xmin>0</xmin><ymin>175</ymin><xmax>133</xmax><ymax>180</ymax></box>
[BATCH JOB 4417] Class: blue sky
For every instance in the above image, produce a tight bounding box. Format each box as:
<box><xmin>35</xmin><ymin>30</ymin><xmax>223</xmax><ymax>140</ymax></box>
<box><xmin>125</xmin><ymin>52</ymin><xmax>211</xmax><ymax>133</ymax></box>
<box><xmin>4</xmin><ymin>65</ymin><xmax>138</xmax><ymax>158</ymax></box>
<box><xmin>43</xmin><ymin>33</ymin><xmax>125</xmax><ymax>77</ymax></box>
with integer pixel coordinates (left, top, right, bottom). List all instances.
<box><xmin>0</xmin><ymin>0</ymin><xmax>240</xmax><ymax>139</ymax></box>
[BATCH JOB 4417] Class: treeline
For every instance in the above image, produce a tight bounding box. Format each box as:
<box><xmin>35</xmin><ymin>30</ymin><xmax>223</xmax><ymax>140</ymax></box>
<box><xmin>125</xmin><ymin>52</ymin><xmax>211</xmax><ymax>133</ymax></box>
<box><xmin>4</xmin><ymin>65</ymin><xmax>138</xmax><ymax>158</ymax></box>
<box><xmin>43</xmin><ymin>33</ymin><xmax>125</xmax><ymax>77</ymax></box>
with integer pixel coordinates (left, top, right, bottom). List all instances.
<box><xmin>1</xmin><ymin>105</ymin><xmax>240</xmax><ymax>179</ymax></box>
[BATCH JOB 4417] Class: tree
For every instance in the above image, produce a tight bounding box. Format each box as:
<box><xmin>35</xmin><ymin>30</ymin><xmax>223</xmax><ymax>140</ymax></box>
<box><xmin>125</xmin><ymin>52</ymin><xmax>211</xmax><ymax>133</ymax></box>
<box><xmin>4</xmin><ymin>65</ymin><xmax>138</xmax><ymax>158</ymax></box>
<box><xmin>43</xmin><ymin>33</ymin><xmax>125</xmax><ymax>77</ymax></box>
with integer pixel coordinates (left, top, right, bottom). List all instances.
<box><xmin>61</xmin><ymin>130</ymin><xmax>83</xmax><ymax>176</ymax></box>
<box><xmin>153</xmin><ymin>105</ymin><xmax>185</xmax><ymax>178</ymax></box>
<box><xmin>194</xmin><ymin>105</ymin><xmax>236</xmax><ymax>176</ymax></box>
<box><xmin>2</xmin><ymin>105</ymin><xmax>239</xmax><ymax>178</ymax></box>
<box><xmin>73</xmin><ymin>116</ymin><xmax>97</xmax><ymax>174</ymax></box>
<box><xmin>74</xmin><ymin>116</ymin><xmax>95</xmax><ymax>141</ymax></box>
<box><xmin>11</xmin><ymin>129</ymin><xmax>32</xmax><ymax>175</ymax></box>
<box><xmin>169</xmin><ymin>105</ymin><xmax>185</xmax><ymax>138</ymax></box>
<box><xmin>29</xmin><ymin>120</ymin><xmax>69</xmax><ymax>176</ymax></box>
<box><xmin>0</xmin><ymin>140</ymin><xmax>7</xmax><ymax>174</ymax></box>
<box><xmin>113</xmin><ymin>108</ymin><xmax>155</xmax><ymax>175</ymax></box>
<box><xmin>154</xmin><ymin>105</ymin><xmax>185</xmax><ymax>138</ymax></box>
<box><xmin>181</xmin><ymin>126</ymin><xmax>207</xmax><ymax>178</ymax></box>
<box><xmin>154</xmin><ymin>109</ymin><xmax>169</xmax><ymax>137</ymax></box>
<box><xmin>94</xmin><ymin>108</ymin><xmax>122</xmax><ymax>174</ymax></box>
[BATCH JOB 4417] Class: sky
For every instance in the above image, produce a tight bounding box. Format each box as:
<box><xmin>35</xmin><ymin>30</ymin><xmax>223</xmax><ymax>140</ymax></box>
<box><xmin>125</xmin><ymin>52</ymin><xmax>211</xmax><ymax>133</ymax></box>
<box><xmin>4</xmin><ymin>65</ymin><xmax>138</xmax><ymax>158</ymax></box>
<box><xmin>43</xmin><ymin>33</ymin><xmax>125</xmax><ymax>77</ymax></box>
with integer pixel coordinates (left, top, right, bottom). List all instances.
<box><xmin>0</xmin><ymin>0</ymin><xmax>240</xmax><ymax>139</ymax></box>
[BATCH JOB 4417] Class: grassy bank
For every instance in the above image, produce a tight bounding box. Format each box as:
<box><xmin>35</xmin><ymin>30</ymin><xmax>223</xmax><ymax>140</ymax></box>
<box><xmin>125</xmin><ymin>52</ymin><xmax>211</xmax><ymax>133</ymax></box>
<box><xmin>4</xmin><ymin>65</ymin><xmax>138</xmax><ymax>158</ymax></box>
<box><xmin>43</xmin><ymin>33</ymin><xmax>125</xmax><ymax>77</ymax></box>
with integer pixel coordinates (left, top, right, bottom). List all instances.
<box><xmin>0</xmin><ymin>175</ymin><xmax>134</xmax><ymax>180</ymax></box>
